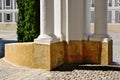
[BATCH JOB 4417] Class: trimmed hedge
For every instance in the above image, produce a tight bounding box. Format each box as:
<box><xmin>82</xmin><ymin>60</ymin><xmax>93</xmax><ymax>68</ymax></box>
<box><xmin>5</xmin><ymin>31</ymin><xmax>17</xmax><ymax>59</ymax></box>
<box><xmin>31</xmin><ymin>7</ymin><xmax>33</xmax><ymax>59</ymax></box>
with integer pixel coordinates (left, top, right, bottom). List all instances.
<box><xmin>17</xmin><ymin>0</ymin><xmax>40</xmax><ymax>42</ymax></box>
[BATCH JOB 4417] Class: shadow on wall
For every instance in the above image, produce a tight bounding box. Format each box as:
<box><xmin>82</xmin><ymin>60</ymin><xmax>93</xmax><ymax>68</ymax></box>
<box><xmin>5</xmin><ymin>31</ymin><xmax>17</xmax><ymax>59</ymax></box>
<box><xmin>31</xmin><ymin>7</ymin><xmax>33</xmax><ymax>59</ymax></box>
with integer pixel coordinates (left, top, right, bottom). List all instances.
<box><xmin>0</xmin><ymin>39</ymin><xmax>17</xmax><ymax>58</ymax></box>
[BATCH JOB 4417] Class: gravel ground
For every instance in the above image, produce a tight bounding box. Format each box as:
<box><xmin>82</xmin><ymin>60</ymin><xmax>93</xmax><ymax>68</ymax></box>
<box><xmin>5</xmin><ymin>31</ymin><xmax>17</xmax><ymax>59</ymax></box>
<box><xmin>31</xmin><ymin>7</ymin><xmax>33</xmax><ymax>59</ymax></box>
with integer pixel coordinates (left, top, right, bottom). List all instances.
<box><xmin>0</xmin><ymin>30</ymin><xmax>120</xmax><ymax>80</ymax></box>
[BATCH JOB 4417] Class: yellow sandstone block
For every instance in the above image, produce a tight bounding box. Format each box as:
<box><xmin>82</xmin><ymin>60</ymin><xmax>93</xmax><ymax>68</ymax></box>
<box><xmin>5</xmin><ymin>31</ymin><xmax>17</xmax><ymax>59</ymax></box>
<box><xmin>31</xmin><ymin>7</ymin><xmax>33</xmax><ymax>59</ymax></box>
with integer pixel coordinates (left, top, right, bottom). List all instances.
<box><xmin>5</xmin><ymin>40</ymin><xmax>113</xmax><ymax>70</ymax></box>
<box><xmin>5</xmin><ymin>43</ymin><xmax>35</xmax><ymax>67</ymax></box>
<box><xmin>66</xmin><ymin>40</ymin><xmax>82</xmax><ymax>63</ymax></box>
<box><xmin>5</xmin><ymin>42</ymin><xmax>64</xmax><ymax>70</ymax></box>
<box><xmin>101</xmin><ymin>40</ymin><xmax>113</xmax><ymax>65</ymax></box>
<box><xmin>83</xmin><ymin>41</ymin><xmax>101</xmax><ymax>64</ymax></box>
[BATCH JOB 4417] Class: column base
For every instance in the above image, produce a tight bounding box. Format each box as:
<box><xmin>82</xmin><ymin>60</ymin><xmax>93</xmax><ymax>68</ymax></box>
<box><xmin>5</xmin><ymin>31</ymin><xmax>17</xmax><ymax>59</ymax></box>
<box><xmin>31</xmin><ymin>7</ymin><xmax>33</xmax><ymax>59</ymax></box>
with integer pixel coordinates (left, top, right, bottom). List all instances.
<box><xmin>89</xmin><ymin>34</ymin><xmax>112</xmax><ymax>41</ymax></box>
<box><xmin>34</xmin><ymin>34</ymin><xmax>60</xmax><ymax>44</ymax></box>
<box><xmin>82</xmin><ymin>33</ymin><xmax>91</xmax><ymax>40</ymax></box>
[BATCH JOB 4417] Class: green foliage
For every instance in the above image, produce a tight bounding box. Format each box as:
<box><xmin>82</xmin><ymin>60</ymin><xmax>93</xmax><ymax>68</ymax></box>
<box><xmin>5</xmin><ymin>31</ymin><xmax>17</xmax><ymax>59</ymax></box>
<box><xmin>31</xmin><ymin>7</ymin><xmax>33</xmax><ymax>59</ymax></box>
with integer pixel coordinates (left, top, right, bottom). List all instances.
<box><xmin>17</xmin><ymin>0</ymin><xmax>40</xmax><ymax>42</ymax></box>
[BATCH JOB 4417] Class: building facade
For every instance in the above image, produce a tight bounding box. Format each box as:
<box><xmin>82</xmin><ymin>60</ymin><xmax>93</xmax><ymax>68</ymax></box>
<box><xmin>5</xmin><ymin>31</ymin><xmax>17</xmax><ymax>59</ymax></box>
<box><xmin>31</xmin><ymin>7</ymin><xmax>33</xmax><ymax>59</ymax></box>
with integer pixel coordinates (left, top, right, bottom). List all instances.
<box><xmin>0</xmin><ymin>0</ymin><xmax>18</xmax><ymax>30</ymax></box>
<box><xmin>0</xmin><ymin>0</ymin><xmax>120</xmax><ymax>24</ymax></box>
<box><xmin>0</xmin><ymin>0</ymin><xmax>18</xmax><ymax>22</ymax></box>
<box><xmin>91</xmin><ymin>0</ymin><xmax>120</xmax><ymax>23</ymax></box>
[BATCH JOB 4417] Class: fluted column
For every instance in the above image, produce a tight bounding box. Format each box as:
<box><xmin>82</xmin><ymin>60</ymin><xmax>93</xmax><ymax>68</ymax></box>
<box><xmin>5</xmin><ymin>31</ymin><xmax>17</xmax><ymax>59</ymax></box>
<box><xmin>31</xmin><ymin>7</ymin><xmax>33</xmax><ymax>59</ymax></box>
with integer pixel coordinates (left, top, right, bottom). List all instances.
<box><xmin>34</xmin><ymin>0</ymin><xmax>59</xmax><ymax>44</ymax></box>
<box><xmin>90</xmin><ymin>0</ymin><xmax>111</xmax><ymax>41</ymax></box>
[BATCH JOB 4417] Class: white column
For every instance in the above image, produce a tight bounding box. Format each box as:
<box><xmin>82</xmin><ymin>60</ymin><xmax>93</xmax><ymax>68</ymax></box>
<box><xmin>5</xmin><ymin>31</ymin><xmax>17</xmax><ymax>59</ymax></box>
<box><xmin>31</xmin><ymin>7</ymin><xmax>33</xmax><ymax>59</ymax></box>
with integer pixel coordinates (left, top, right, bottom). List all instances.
<box><xmin>112</xmin><ymin>0</ymin><xmax>115</xmax><ymax>23</ymax></box>
<box><xmin>13</xmin><ymin>0</ymin><xmax>15</xmax><ymax>9</ymax></box>
<box><xmin>2</xmin><ymin>0</ymin><xmax>4</xmax><ymax>22</ymax></box>
<box><xmin>34</xmin><ymin>0</ymin><xmax>59</xmax><ymax>44</ymax></box>
<box><xmin>2</xmin><ymin>12</ymin><xmax>4</xmax><ymax>22</ymax></box>
<box><xmin>90</xmin><ymin>0</ymin><xmax>111</xmax><ymax>41</ymax></box>
<box><xmin>66</xmin><ymin>0</ymin><xmax>85</xmax><ymax>41</ymax></box>
<box><xmin>61</xmin><ymin>0</ymin><xmax>68</xmax><ymax>41</ymax></box>
<box><xmin>12</xmin><ymin>12</ymin><xmax>15</xmax><ymax>22</ymax></box>
<box><xmin>112</xmin><ymin>10</ymin><xmax>115</xmax><ymax>23</ymax></box>
<box><xmin>54</xmin><ymin>0</ymin><xmax>63</xmax><ymax>41</ymax></box>
<box><xmin>83</xmin><ymin>0</ymin><xmax>91</xmax><ymax>40</ymax></box>
<box><xmin>2</xmin><ymin>0</ymin><xmax>4</xmax><ymax>10</ymax></box>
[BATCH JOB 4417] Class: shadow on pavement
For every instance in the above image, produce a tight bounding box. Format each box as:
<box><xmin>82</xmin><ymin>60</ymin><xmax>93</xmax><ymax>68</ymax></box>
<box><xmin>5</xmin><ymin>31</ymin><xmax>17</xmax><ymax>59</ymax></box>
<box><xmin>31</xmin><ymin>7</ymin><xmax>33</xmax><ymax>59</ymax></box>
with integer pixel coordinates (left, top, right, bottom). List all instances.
<box><xmin>0</xmin><ymin>39</ymin><xmax>17</xmax><ymax>58</ymax></box>
<box><xmin>53</xmin><ymin>63</ymin><xmax>120</xmax><ymax>71</ymax></box>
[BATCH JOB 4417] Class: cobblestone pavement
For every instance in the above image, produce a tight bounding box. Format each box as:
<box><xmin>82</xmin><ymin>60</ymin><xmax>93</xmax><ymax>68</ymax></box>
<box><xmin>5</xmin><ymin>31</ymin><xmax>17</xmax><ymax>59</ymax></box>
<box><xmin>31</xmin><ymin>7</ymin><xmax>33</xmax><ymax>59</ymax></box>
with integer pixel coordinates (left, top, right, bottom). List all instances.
<box><xmin>0</xmin><ymin>30</ymin><xmax>120</xmax><ymax>80</ymax></box>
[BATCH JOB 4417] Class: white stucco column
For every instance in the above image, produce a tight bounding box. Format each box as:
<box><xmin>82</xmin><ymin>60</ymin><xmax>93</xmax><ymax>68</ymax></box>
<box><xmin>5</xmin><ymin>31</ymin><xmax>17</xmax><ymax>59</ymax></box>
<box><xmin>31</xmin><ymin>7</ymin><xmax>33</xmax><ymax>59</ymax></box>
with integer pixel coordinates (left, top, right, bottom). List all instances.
<box><xmin>83</xmin><ymin>0</ymin><xmax>91</xmax><ymax>40</ymax></box>
<box><xmin>54</xmin><ymin>0</ymin><xmax>63</xmax><ymax>41</ymax></box>
<box><xmin>61</xmin><ymin>0</ymin><xmax>68</xmax><ymax>41</ymax></box>
<box><xmin>64</xmin><ymin>0</ymin><xmax>86</xmax><ymax>41</ymax></box>
<box><xmin>90</xmin><ymin>0</ymin><xmax>111</xmax><ymax>41</ymax></box>
<box><xmin>34</xmin><ymin>0</ymin><xmax>59</xmax><ymax>44</ymax></box>
<box><xmin>12</xmin><ymin>12</ymin><xmax>15</xmax><ymax>22</ymax></box>
<box><xmin>2</xmin><ymin>12</ymin><xmax>4</xmax><ymax>22</ymax></box>
<box><xmin>2</xmin><ymin>0</ymin><xmax>3</xmax><ymax>10</ymax></box>
<box><xmin>13</xmin><ymin>0</ymin><xmax>15</xmax><ymax>9</ymax></box>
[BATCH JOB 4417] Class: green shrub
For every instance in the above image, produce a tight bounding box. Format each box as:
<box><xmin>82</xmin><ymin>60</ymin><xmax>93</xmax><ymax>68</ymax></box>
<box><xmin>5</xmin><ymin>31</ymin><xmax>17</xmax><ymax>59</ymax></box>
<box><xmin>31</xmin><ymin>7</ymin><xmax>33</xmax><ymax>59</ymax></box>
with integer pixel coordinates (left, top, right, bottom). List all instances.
<box><xmin>17</xmin><ymin>0</ymin><xmax>40</xmax><ymax>42</ymax></box>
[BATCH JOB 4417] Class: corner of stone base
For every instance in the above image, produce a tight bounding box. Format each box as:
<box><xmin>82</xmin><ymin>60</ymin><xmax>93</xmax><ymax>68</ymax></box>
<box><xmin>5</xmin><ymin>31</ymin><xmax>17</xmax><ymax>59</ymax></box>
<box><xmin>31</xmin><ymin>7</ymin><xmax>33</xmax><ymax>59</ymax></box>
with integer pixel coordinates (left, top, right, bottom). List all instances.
<box><xmin>5</xmin><ymin>42</ymin><xmax>64</xmax><ymax>70</ymax></box>
<box><xmin>101</xmin><ymin>40</ymin><xmax>113</xmax><ymax>65</ymax></box>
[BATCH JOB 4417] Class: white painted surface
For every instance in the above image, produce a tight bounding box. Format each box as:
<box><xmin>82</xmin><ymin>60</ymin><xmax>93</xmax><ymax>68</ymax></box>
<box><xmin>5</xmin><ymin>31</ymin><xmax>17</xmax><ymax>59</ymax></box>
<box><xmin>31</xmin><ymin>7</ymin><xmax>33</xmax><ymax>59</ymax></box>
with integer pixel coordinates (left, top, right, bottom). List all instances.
<box><xmin>54</xmin><ymin>0</ymin><xmax>63</xmax><ymax>40</ymax></box>
<box><xmin>83</xmin><ymin>0</ymin><xmax>91</xmax><ymax>40</ymax></box>
<box><xmin>34</xmin><ymin>0</ymin><xmax>59</xmax><ymax>44</ymax></box>
<box><xmin>66</xmin><ymin>0</ymin><xmax>85</xmax><ymax>41</ymax></box>
<box><xmin>90</xmin><ymin>0</ymin><xmax>111</xmax><ymax>41</ymax></box>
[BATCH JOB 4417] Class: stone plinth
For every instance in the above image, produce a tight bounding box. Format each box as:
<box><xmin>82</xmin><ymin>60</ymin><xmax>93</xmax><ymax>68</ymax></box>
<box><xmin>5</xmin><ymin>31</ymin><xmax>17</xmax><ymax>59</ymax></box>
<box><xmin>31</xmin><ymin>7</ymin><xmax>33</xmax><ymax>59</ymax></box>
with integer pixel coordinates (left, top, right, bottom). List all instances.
<box><xmin>101</xmin><ymin>40</ymin><xmax>113</xmax><ymax>65</ymax></box>
<box><xmin>64</xmin><ymin>40</ymin><xmax>112</xmax><ymax>65</ymax></box>
<box><xmin>5</xmin><ymin>42</ymin><xmax>64</xmax><ymax>70</ymax></box>
<box><xmin>64</xmin><ymin>40</ymin><xmax>82</xmax><ymax>63</ymax></box>
<box><xmin>5</xmin><ymin>40</ymin><xmax>112</xmax><ymax>70</ymax></box>
<box><xmin>83</xmin><ymin>41</ymin><xmax>101</xmax><ymax>64</ymax></box>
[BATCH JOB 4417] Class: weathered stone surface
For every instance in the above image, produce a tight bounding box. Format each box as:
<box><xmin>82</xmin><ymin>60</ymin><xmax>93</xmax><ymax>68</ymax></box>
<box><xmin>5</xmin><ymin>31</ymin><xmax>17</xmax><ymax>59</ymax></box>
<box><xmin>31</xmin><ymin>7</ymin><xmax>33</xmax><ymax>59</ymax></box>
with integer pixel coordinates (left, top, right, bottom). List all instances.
<box><xmin>83</xmin><ymin>41</ymin><xmax>101</xmax><ymax>64</ymax></box>
<box><xmin>101</xmin><ymin>40</ymin><xmax>113</xmax><ymax>65</ymax></box>
<box><xmin>5</xmin><ymin>42</ymin><xmax>35</xmax><ymax>67</ymax></box>
<box><xmin>51</xmin><ymin>42</ymin><xmax>64</xmax><ymax>69</ymax></box>
<box><xmin>34</xmin><ymin>43</ymin><xmax>51</xmax><ymax>70</ymax></box>
<box><xmin>5</xmin><ymin>42</ymin><xmax>64</xmax><ymax>70</ymax></box>
<box><xmin>5</xmin><ymin>40</ymin><xmax>113</xmax><ymax>70</ymax></box>
<box><xmin>66</xmin><ymin>40</ymin><xmax>82</xmax><ymax>63</ymax></box>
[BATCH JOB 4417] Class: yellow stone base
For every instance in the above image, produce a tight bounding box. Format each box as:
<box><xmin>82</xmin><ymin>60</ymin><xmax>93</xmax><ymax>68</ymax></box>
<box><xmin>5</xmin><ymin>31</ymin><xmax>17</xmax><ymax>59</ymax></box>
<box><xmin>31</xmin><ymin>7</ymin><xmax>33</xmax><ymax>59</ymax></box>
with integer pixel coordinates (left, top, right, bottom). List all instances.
<box><xmin>64</xmin><ymin>41</ymin><xmax>82</xmax><ymax>63</ymax></box>
<box><xmin>5</xmin><ymin>42</ymin><xmax>64</xmax><ymax>70</ymax></box>
<box><xmin>5</xmin><ymin>40</ymin><xmax>112</xmax><ymax>70</ymax></box>
<box><xmin>64</xmin><ymin>40</ymin><xmax>113</xmax><ymax>65</ymax></box>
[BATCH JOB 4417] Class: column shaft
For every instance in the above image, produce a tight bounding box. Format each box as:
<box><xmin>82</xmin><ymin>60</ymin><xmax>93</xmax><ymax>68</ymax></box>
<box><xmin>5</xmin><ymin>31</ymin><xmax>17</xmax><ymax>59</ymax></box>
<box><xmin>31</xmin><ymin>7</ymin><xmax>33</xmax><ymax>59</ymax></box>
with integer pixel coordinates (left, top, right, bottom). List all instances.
<box><xmin>13</xmin><ymin>0</ymin><xmax>15</xmax><ymax>9</ymax></box>
<box><xmin>34</xmin><ymin>0</ymin><xmax>59</xmax><ymax>44</ymax></box>
<box><xmin>67</xmin><ymin>0</ymin><xmax>85</xmax><ymax>41</ymax></box>
<box><xmin>61</xmin><ymin>0</ymin><xmax>68</xmax><ymax>41</ymax></box>
<box><xmin>94</xmin><ymin>0</ymin><xmax>107</xmax><ymax>36</ymax></box>
<box><xmin>13</xmin><ymin>12</ymin><xmax>15</xmax><ymax>22</ymax></box>
<box><xmin>83</xmin><ymin>0</ymin><xmax>91</xmax><ymax>40</ymax></box>
<box><xmin>2</xmin><ymin>0</ymin><xmax>3</xmax><ymax>10</ymax></box>
<box><xmin>40</xmin><ymin>0</ymin><xmax>47</xmax><ymax>36</ymax></box>
<box><xmin>54</xmin><ymin>0</ymin><xmax>63</xmax><ymax>41</ymax></box>
<box><xmin>90</xmin><ymin>0</ymin><xmax>111</xmax><ymax>41</ymax></box>
<box><xmin>2</xmin><ymin>12</ymin><xmax>4</xmax><ymax>22</ymax></box>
